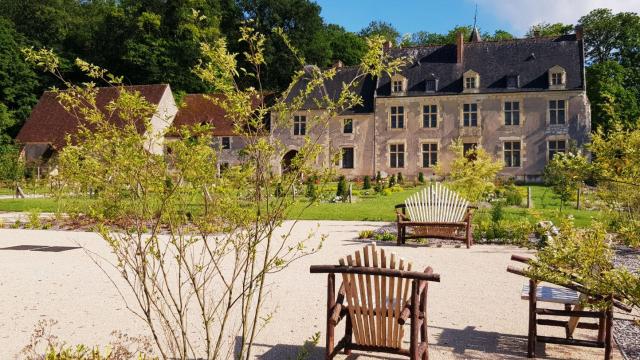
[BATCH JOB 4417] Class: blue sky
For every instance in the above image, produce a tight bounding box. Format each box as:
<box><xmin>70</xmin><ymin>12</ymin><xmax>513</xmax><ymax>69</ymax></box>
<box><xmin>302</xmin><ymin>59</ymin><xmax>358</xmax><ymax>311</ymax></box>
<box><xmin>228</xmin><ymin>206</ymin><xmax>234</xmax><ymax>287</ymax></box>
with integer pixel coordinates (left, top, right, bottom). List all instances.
<box><xmin>316</xmin><ymin>0</ymin><xmax>640</xmax><ymax>37</ymax></box>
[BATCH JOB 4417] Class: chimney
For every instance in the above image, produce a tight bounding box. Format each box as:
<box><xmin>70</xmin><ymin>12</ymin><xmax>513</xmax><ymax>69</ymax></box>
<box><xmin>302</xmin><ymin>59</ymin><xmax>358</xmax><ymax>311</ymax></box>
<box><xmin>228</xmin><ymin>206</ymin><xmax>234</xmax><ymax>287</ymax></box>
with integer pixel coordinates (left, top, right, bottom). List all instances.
<box><xmin>575</xmin><ymin>25</ymin><xmax>584</xmax><ymax>41</ymax></box>
<box><xmin>383</xmin><ymin>40</ymin><xmax>393</xmax><ymax>52</ymax></box>
<box><xmin>332</xmin><ymin>60</ymin><xmax>343</xmax><ymax>69</ymax></box>
<box><xmin>456</xmin><ymin>31</ymin><xmax>464</xmax><ymax>64</ymax></box>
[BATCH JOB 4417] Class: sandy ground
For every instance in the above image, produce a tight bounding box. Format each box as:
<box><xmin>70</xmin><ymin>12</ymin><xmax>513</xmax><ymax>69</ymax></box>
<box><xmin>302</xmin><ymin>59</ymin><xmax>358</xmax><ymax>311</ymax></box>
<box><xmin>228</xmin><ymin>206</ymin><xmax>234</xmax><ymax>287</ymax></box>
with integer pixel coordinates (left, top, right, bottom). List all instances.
<box><xmin>0</xmin><ymin>221</ymin><xmax>624</xmax><ymax>359</ymax></box>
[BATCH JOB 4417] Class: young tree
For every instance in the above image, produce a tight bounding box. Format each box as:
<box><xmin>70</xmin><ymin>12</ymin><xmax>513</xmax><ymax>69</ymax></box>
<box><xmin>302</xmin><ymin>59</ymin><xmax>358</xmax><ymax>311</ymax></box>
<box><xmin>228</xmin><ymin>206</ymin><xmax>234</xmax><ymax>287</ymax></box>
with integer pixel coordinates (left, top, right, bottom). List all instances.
<box><xmin>543</xmin><ymin>151</ymin><xmax>590</xmax><ymax>210</ymax></box>
<box><xmin>24</xmin><ymin>23</ymin><xmax>404</xmax><ymax>359</ymax></box>
<box><xmin>435</xmin><ymin>139</ymin><xmax>503</xmax><ymax>202</ymax></box>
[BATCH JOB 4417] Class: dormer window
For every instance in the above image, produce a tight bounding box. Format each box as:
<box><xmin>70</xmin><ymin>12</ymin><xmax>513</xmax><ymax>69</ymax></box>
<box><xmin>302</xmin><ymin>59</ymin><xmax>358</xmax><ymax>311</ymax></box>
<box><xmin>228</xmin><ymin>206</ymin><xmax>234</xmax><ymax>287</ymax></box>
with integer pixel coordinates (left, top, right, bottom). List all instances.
<box><xmin>506</xmin><ymin>74</ymin><xmax>519</xmax><ymax>89</ymax></box>
<box><xmin>463</xmin><ymin>70</ymin><xmax>480</xmax><ymax>93</ymax></box>
<box><xmin>425</xmin><ymin>79</ymin><xmax>437</xmax><ymax>92</ymax></box>
<box><xmin>390</xmin><ymin>74</ymin><xmax>406</xmax><ymax>95</ymax></box>
<box><xmin>548</xmin><ymin>65</ymin><xmax>566</xmax><ymax>90</ymax></box>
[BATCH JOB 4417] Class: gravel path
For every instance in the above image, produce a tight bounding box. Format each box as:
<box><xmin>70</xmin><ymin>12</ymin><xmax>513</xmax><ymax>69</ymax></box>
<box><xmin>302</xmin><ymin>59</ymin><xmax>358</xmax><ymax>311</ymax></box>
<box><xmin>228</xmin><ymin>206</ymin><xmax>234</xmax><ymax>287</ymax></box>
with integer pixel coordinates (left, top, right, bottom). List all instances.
<box><xmin>614</xmin><ymin>246</ymin><xmax>640</xmax><ymax>360</ymax></box>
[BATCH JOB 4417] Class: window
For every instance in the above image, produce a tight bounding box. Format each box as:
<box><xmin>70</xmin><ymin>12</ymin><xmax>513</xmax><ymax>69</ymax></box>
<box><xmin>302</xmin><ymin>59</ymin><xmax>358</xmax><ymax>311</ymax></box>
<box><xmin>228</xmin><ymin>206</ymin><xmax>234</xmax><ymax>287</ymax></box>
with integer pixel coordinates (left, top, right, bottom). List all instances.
<box><xmin>341</xmin><ymin>147</ymin><xmax>354</xmax><ymax>169</ymax></box>
<box><xmin>392</xmin><ymin>80</ymin><xmax>403</xmax><ymax>93</ymax></box>
<box><xmin>422</xmin><ymin>143</ymin><xmax>438</xmax><ymax>168</ymax></box>
<box><xmin>389</xmin><ymin>144</ymin><xmax>405</xmax><ymax>168</ymax></box>
<box><xmin>463</xmin><ymin>103</ymin><xmax>478</xmax><ymax>127</ymax></box>
<box><xmin>343</xmin><ymin>119</ymin><xmax>353</xmax><ymax>134</ymax></box>
<box><xmin>504</xmin><ymin>101</ymin><xmax>520</xmax><ymax>126</ymax></box>
<box><xmin>425</xmin><ymin>79</ymin><xmax>437</xmax><ymax>92</ymax></box>
<box><xmin>506</xmin><ymin>75</ymin><xmax>519</xmax><ymax>88</ymax></box>
<box><xmin>293</xmin><ymin>115</ymin><xmax>306</xmax><ymax>135</ymax></box>
<box><xmin>221</xmin><ymin>137</ymin><xmax>231</xmax><ymax>149</ymax></box>
<box><xmin>465</xmin><ymin>77</ymin><xmax>476</xmax><ymax>89</ymax></box>
<box><xmin>463</xmin><ymin>143</ymin><xmax>478</xmax><ymax>160</ymax></box>
<box><xmin>548</xmin><ymin>140</ymin><xmax>566</xmax><ymax>160</ymax></box>
<box><xmin>549</xmin><ymin>100</ymin><xmax>566</xmax><ymax>125</ymax></box>
<box><xmin>390</xmin><ymin>106</ymin><xmax>404</xmax><ymax>129</ymax></box>
<box><xmin>551</xmin><ymin>72</ymin><xmax>564</xmax><ymax>85</ymax></box>
<box><xmin>504</xmin><ymin>141</ymin><xmax>521</xmax><ymax>167</ymax></box>
<box><xmin>422</xmin><ymin>105</ymin><xmax>437</xmax><ymax>128</ymax></box>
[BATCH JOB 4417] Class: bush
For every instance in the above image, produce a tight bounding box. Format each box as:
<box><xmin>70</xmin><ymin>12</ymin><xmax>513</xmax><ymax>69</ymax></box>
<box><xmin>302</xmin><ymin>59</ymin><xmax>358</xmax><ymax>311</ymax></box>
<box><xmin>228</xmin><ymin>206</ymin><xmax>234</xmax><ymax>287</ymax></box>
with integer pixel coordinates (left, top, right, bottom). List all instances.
<box><xmin>375</xmin><ymin>171</ymin><xmax>382</xmax><ymax>183</ymax></box>
<box><xmin>382</xmin><ymin>188</ymin><xmax>392</xmax><ymax>196</ymax></box>
<box><xmin>27</xmin><ymin>209</ymin><xmax>41</xmax><ymax>229</ymax></box>
<box><xmin>374</xmin><ymin>182</ymin><xmax>384</xmax><ymax>194</ymax></box>
<box><xmin>397</xmin><ymin>172</ymin><xmax>404</xmax><ymax>184</ymax></box>
<box><xmin>336</xmin><ymin>176</ymin><xmax>348</xmax><ymax>198</ymax></box>
<box><xmin>305</xmin><ymin>176</ymin><xmax>317</xmax><ymax>199</ymax></box>
<box><xmin>373</xmin><ymin>231</ymin><xmax>396</xmax><ymax>242</ymax></box>
<box><xmin>473</xmin><ymin>214</ymin><xmax>534</xmax><ymax>245</ymax></box>
<box><xmin>491</xmin><ymin>201</ymin><xmax>504</xmax><ymax>223</ymax></box>
<box><xmin>363</xmin><ymin>175</ymin><xmax>371</xmax><ymax>190</ymax></box>
<box><xmin>388</xmin><ymin>174</ymin><xmax>396</xmax><ymax>188</ymax></box>
<box><xmin>417</xmin><ymin>172</ymin><xmax>425</xmax><ymax>184</ymax></box>
<box><xmin>358</xmin><ymin>229</ymin><xmax>374</xmax><ymax>239</ymax></box>
<box><xmin>504</xmin><ymin>185</ymin><xmax>524</xmax><ymax>206</ymax></box>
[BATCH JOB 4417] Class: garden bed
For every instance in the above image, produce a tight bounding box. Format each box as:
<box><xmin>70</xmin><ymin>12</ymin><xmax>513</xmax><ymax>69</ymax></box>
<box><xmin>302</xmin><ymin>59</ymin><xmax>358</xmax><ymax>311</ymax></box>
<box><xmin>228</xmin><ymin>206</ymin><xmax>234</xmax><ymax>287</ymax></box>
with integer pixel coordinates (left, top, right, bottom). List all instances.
<box><xmin>613</xmin><ymin>246</ymin><xmax>640</xmax><ymax>360</ymax></box>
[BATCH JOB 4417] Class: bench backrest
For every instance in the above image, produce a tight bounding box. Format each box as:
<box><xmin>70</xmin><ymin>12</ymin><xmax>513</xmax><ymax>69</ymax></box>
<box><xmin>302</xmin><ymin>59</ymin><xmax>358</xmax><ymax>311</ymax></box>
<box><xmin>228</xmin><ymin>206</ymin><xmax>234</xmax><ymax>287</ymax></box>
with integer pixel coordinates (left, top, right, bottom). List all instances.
<box><xmin>338</xmin><ymin>243</ymin><xmax>412</xmax><ymax>349</ymax></box>
<box><xmin>405</xmin><ymin>183</ymin><xmax>469</xmax><ymax>222</ymax></box>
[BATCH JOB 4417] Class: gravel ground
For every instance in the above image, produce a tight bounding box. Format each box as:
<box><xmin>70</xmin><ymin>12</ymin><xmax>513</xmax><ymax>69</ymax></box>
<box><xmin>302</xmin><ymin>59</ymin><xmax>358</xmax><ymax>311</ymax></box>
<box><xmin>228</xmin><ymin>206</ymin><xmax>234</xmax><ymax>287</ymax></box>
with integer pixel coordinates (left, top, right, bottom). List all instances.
<box><xmin>614</xmin><ymin>246</ymin><xmax>640</xmax><ymax>360</ymax></box>
<box><xmin>0</xmin><ymin>222</ymin><xmax>625</xmax><ymax>359</ymax></box>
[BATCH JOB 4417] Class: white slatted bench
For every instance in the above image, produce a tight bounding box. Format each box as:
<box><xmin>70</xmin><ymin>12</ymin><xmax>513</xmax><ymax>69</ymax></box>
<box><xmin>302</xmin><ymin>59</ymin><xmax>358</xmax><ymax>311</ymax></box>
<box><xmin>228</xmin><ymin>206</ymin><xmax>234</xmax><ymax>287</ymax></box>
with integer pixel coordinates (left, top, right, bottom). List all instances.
<box><xmin>521</xmin><ymin>283</ymin><xmax>580</xmax><ymax>305</ymax></box>
<box><xmin>395</xmin><ymin>183</ymin><xmax>475</xmax><ymax>248</ymax></box>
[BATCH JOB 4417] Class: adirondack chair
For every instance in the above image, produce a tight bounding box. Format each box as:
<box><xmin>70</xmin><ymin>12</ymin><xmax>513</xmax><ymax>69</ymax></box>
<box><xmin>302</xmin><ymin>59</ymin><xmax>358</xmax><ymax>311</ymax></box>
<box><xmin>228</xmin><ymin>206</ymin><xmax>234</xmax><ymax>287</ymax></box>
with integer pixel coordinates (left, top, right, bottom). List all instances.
<box><xmin>310</xmin><ymin>243</ymin><xmax>441</xmax><ymax>360</ymax></box>
<box><xmin>395</xmin><ymin>183</ymin><xmax>474</xmax><ymax>248</ymax></box>
<box><xmin>507</xmin><ymin>254</ymin><xmax>633</xmax><ymax>359</ymax></box>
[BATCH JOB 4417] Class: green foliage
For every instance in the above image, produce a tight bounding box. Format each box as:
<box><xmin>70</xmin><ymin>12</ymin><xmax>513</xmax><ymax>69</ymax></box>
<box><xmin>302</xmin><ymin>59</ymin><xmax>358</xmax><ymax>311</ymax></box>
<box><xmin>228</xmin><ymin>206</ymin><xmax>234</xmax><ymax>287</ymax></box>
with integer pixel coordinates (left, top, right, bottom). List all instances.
<box><xmin>295</xmin><ymin>332</ymin><xmax>320</xmax><ymax>360</ymax></box>
<box><xmin>396</xmin><ymin>172</ymin><xmax>403</xmax><ymax>185</ymax></box>
<box><xmin>417</xmin><ymin>172</ymin><xmax>425</xmax><ymax>184</ymax></box>
<box><xmin>501</xmin><ymin>184</ymin><xmax>524</xmax><ymax>206</ymax></box>
<box><xmin>359</xmin><ymin>21</ymin><xmax>400</xmax><ymax>45</ymax></box>
<box><xmin>473</xmin><ymin>215</ymin><xmax>534</xmax><ymax>246</ymax></box>
<box><xmin>336</xmin><ymin>175</ymin><xmax>347</xmax><ymax>198</ymax></box>
<box><xmin>388</xmin><ymin>174</ymin><xmax>396</xmax><ymax>188</ymax></box>
<box><xmin>358</xmin><ymin>229</ymin><xmax>374</xmax><ymax>239</ymax></box>
<box><xmin>526</xmin><ymin>22</ymin><xmax>574</xmax><ymax>37</ymax></box>
<box><xmin>491</xmin><ymin>201</ymin><xmax>504</xmax><ymax>223</ymax></box>
<box><xmin>305</xmin><ymin>176</ymin><xmax>317</xmax><ymax>199</ymax></box>
<box><xmin>362</xmin><ymin>175</ymin><xmax>371</xmax><ymax>190</ymax></box>
<box><xmin>543</xmin><ymin>151</ymin><xmax>590</xmax><ymax>209</ymax></box>
<box><xmin>435</xmin><ymin>139</ymin><xmax>503</xmax><ymax>202</ymax></box>
<box><xmin>403</xmin><ymin>26</ymin><xmax>514</xmax><ymax>46</ymax></box>
<box><xmin>0</xmin><ymin>143</ymin><xmax>24</xmax><ymax>182</ymax></box>
<box><xmin>26</xmin><ymin>208</ymin><xmax>41</xmax><ymax>229</ymax></box>
<box><xmin>373</xmin><ymin>230</ymin><xmax>395</xmax><ymax>242</ymax></box>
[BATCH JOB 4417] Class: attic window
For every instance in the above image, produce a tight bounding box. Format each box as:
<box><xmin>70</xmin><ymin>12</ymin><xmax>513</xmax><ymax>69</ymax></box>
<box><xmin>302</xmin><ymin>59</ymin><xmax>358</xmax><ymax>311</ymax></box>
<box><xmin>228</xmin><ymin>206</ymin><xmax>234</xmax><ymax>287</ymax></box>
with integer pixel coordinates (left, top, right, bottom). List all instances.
<box><xmin>390</xmin><ymin>74</ymin><xmax>407</xmax><ymax>95</ymax></box>
<box><xmin>506</xmin><ymin>75</ymin><xmax>519</xmax><ymax>89</ymax></box>
<box><xmin>463</xmin><ymin>70</ymin><xmax>480</xmax><ymax>93</ymax></box>
<box><xmin>465</xmin><ymin>77</ymin><xmax>476</xmax><ymax>89</ymax></box>
<box><xmin>548</xmin><ymin>65</ymin><xmax>566</xmax><ymax>90</ymax></box>
<box><xmin>425</xmin><ymin>79</ymin><xmax>437</xmax><ymax>92</ymax></box>
<box><xmin>392</xmin><ymin>80</ymin><xmax>404</xmax><ymax>93</ymax></box>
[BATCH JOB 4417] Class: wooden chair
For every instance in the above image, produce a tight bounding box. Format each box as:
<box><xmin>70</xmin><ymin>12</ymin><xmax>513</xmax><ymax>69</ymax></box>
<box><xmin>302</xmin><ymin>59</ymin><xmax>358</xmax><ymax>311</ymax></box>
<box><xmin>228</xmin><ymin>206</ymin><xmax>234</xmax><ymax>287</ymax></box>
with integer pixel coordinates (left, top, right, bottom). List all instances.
<box><xmin>310</xmin><ymin>243</ymin><xmax>440</xmax><ymax>360</ymax></box>
<box><xmin>507</xmin><ymin>254</ymin><xmax>632</xmax><ymax>359</ymax></box>
<box><xmin>395</xmin><ymin>183</ymin><xmax>474</xmax><ymax>248</ymax></box>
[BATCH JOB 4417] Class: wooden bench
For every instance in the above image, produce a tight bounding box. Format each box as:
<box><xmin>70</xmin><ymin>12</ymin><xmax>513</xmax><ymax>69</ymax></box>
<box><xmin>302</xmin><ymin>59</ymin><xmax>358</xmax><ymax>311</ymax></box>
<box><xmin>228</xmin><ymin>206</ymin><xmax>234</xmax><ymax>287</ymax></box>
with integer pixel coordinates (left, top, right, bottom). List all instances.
<box><xmin>395</xmin><ymin>183</ymin><xmax>474</xmax><ymax>248</ymax></box>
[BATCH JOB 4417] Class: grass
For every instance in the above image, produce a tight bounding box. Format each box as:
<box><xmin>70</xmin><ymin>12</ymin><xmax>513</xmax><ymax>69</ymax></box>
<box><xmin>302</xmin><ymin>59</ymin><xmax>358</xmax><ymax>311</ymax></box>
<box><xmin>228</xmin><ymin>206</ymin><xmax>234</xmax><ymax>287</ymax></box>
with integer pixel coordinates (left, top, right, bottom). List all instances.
<box><xmin>0</xmin><ymin>183</ymin><xmax>604</xmax><ymax>228</ymax></box>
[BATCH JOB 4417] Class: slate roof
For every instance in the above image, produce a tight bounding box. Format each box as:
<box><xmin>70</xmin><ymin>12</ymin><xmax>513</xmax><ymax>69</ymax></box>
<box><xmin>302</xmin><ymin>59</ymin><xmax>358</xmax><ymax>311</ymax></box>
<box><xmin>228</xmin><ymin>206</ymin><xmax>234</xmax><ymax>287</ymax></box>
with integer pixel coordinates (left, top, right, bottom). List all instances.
<box><xmin>377</xmin><ymin>34</ymin><xmax>584</xmax><ymax>96</ymax></box>
<box><xmin>16</xmin><ymin>84</ymin><xmax>169</xmax><ymax>149</ymax></box>
<box><xmin>287</xmin><ymin>65</ymin><xmax>376</xmax><ymax>114</ymax></box>
<box><xmin>172</xmin><ymin>93</ymin><xmax>271</xmax><ymax>136</ymax></box>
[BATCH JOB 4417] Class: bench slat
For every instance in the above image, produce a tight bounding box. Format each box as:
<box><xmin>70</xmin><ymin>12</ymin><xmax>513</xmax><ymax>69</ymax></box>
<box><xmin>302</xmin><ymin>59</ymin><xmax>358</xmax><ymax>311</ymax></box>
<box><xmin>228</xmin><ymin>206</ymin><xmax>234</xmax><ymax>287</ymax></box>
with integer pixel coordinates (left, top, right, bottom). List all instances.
<box><xmin>521</xmin><ymin>284</ymin><xmax>580</xmax><ymax>305</ymax></box>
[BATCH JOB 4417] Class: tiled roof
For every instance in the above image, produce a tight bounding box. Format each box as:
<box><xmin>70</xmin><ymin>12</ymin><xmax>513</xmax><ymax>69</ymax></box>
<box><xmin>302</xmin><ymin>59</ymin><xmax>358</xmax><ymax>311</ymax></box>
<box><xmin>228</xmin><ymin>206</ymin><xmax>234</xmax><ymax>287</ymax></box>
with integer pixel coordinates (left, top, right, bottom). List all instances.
<box><xmin>16</xmin><ymin>84</ymin><xmax>169</xmax><ymax>149</ymax></box>
<box><xmin>286</xmin><ymin>65</ymin><xmax>376</xmax><ymax>114</ymax></box>
<box><xmin>172</xmin><ymin>94</ymin><xmax>270</xmax><ymax>136</ymax></box>
<box><xmin>377</xmin><ymin>34</ymin><xmax>584</xmax><ymax>96</ymax></box>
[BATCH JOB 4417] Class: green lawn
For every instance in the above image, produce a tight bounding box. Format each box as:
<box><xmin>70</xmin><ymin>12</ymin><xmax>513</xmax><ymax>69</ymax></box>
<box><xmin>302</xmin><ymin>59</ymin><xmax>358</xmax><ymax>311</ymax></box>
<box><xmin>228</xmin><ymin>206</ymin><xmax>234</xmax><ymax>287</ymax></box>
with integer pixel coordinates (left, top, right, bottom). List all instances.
<box><xmin>0</xmin><ymin>184</ymin><xmax>604</xmax><ymax>228</ymax></box>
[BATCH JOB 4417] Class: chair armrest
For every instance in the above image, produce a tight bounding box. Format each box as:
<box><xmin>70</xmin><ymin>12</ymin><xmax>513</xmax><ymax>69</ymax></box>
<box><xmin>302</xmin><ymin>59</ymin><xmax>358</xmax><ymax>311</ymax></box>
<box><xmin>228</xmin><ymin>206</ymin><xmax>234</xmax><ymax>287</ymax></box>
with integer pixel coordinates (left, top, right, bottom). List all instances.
<box><xmin>398</xmin><ymin>266</ymin><xmax>433</xmax><ymax>325</ymax></box>
<box><xmin>329</xmin><ymin>283</ymin><xmax>347</xmax><ymax>325</ymax></box>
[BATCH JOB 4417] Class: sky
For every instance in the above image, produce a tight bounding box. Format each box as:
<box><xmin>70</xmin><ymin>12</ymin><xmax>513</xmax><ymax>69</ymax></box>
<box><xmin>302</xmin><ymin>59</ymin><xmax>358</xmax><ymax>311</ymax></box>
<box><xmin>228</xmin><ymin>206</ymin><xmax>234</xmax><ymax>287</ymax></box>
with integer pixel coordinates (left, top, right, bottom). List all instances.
<box><xmin>316</xmin><ymin>0</ymin><xmax>640</xmax><ymax>37</ymax></box>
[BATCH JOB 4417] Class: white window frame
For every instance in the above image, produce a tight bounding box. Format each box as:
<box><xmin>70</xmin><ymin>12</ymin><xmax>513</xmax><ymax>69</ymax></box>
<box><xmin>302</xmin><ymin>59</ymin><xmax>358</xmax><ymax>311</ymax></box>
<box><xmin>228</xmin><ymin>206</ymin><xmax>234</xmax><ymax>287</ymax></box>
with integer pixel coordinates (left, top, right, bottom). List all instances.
<box><xmin>390</xmin><ymin>106</ymin><xmax>405</xmax><ymax>129</ymax></box>
<box><xmin>548</xmin><ymin>100</ymin><xmax>567</xmax><ymax>125</ymax></box>
<box><xmin>462</xmin><ymin>103</ymin><xmax>479</xmax><ymax>127</ymax></box>
<box><xmin>389</xmin><ymin>142</ymin><xmax>405</xmax><ymax>169</ymax></box>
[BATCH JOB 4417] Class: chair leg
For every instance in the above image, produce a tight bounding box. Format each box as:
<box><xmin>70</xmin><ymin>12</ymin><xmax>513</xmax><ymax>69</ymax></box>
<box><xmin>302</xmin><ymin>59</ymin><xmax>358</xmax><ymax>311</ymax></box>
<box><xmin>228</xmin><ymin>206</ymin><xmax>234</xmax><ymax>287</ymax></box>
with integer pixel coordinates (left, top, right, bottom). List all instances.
<box><xmin>466</xmin><ymin>220</ymin><xmax>472</xmax><ymax>248</ymax></box>
<box><xmin>397</xmin><ymin>222</ymin><xmax>402</xmax><ymax>245</ymax></box>
<box><xmin>326</xmin><ymin>274</ymin><xmax>335</xmax><ymax>360</ymax></box>
<box><xmin>420</xmin><ymin>281</ymin><xmax>429</xmax><ymax>360</ymax></box>
<box><xmin>410</xmin><ymin>280</ymin><xmax>420</xmax><ymax>360</ymax></box>
<box><xmin>604</xmin><ymin>302</ymin><xmax>613</xmax><ymax>360</ymax></box>
<box><xmin>344</xmin><ymin>314</ymin><xmax>352</xmax><ymax>355</ymax></box>
<box><xmin>528</xmin><ymin>279</ymin><xmax>537</xmax><ymax>358</ymax></box>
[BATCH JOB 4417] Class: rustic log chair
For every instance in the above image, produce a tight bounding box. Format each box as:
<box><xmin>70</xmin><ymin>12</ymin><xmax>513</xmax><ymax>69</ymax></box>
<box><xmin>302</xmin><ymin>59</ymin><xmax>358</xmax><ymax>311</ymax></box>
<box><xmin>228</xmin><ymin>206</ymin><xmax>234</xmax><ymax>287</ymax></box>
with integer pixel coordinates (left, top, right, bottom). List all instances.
<box><xmin>507</xmin><ymin>254</ymin><xmax>633</xmax><ymax>359</ymax></box>
<box><xmin>395</xmin><ymin>183</ymin><xmax>475</xmax><ymax>248</ymax></box>
<box><xmin>309</xmin><ymin>243</ymin><xmax>441</xmax><ymax>360</ymax></box>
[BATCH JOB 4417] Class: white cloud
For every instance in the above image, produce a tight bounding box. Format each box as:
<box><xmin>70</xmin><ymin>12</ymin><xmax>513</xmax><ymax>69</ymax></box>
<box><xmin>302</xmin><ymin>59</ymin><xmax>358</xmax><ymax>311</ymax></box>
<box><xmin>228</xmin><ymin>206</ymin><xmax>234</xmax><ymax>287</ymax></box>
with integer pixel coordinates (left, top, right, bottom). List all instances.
<box><xmin>475</xmin><ymin>0</ymin><xmax>640</xmax><ymax>34</ymax></box>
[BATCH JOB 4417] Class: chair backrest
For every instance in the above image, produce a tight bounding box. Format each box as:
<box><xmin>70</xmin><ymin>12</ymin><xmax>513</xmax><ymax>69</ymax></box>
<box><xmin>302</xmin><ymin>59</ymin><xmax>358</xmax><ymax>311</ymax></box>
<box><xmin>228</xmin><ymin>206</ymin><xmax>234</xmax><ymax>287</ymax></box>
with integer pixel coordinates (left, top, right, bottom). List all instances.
<box><xmin>405</xmin><ymin>182</ymin><xmax>469</xmax><ymax>222</ymax></box>
<box><xmin>338</xmin><ymin>243</ymin><xmax>413</xmax><ymax>349</ymax></box>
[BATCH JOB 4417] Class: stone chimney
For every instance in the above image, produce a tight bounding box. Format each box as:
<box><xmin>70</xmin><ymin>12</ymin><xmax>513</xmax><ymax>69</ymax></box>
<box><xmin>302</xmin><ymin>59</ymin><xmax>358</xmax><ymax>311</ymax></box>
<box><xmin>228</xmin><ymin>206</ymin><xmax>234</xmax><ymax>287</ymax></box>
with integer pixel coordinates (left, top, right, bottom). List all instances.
<box><xmin>332</xmin><ymin>60</ymin><xmax>343</xmax><ymax>69</ymax></box>
<box><xmin>456</xmin><ymin>31</ymin><xmax>464</xmax><ymax>64</ymax></box>
<box><xmin>575</xmin><ymin>25</ymin><xmax>584</xmax><ymax>41</ymax></box>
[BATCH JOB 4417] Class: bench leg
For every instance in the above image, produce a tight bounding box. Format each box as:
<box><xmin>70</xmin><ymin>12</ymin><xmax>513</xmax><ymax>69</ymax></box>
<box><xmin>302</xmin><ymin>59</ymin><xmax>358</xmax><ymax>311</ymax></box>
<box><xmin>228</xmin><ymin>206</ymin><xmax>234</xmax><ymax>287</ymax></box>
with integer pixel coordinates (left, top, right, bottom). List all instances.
<box><xmin>528</xmin><ymin>279</ymin><xmax>537</xmax><ymax>358</ymax></box>
<box><xmin>604</xmin><ymin>302</ymin><xmax>613</xmax><ymax>360</ymax></box>
<box><xmin>397</xmin><ymin>222</ymin><xmax>402</xmax><ymax>245</ymax></box>
<box><xmin>326</xmin><ymin>273</ymin><xmax>335</xmax><ymax>360</ymax></box>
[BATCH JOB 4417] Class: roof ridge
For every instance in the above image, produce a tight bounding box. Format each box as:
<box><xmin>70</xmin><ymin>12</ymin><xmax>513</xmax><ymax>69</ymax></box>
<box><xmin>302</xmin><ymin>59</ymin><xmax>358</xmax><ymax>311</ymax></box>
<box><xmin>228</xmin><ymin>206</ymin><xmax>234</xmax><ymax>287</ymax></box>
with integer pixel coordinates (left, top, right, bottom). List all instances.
<box><xmin>396</xmin><ymin>34</ymin><xmax>577</xmax><ymax>50</ymax></box>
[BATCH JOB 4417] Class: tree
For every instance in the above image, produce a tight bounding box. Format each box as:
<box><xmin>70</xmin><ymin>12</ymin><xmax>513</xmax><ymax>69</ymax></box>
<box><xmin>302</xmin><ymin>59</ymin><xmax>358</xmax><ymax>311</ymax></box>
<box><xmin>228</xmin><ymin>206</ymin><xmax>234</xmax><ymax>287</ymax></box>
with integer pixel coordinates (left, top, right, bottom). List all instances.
<box><xmin>579</xmin><ymin>8</ymin><xmax>640</xmax><ymax>66</ymax></box>
<box><xmin>435</xmin><ymin>139</ymin><xmax>503</xmax><ymax>202</ymax></box>
<box><xmin>543</xmin><ymin>151</ymin><xmax>590</xmax><ymax>210</ymax></box>
<box><xmin>25</xmin><ymin>26</ymin><xmax>404</xmax><ymax>359</ymax></box>
<box><xmin>322</xmin><ymin>24</ymin><xmax>367</xmax><ymax>65</ymax></box>
<box><xmin>0</xmin><ymin>18</ymin><xmax>39</xmax><ymax>136</ymax></box>
<box><xmin>526</xmin><ymin>22</ymin><xmax>573</xmax><ymax>37</ymax></box>
<box><xmin>359</xmin><ymin>21</ymin><xmax>400</xmax><ymax>45</ymax></box>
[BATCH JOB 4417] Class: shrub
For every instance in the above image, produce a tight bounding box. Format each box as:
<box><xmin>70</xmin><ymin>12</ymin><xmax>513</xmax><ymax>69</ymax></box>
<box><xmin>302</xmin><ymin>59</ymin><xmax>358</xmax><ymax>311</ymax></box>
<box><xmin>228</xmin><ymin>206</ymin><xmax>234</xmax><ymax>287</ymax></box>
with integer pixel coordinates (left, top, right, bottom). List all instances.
<box><xmin>382</xmin><ymin>188</ymin><xmax>392</xmax><ymax>196</ymax></box>
<box><xmin>491</xmin><ymin>201</ymin><xmax>504</xmax><ymax>223</ymax></box>
<box><xmin>363</xmin><ymin>175</ymin><xmax>371</xmax><ymax>190</ymax></box>
<box><xmin>397</xmin><ymin>172</ymin><xmax>404</xmax><ymax>184</ymax></box>
<box><xmin>305</xmin><ymin>176</ymin><xmax>317</xmax><ymax>199</ymax></box>
<box><xmin>374</xmin><ymin>182</ymin><xmax>384</xmax><ymax>194</ymax></box>
<box><xmin>504</xmin><ymin>185</ymin><xmax>524</xmax><ymax>206</ymax></box>
<box><xmin>336</xmin><ymin>176</ymin><xmax>348</xmax><ymax>199</ymax></box>
<box><xmin>358</xmin><ymin>229</ymin><xmax>374</xmax><ymax>239</ymax></box>
<box><xmin>373</xmin><ymin>231</ymin><xmax>395</xmax><ymax>242</ymax></box>
<box><xmin>27</xmin><ymin>209</ymin><xmax>41</xmax><ymax>229</ymax></box>
<box><xmin>375</xmin><ymin>171</ymin><xmax>382</xmax><ymax>183</ymax></box>
<box><xmin>390</xmin><ymin>185</ymin><xmax>403</xmax><ymax>193</ymax></box>
<box><xmin>275</xmin><ymin>182</ymin><xmax>284</xmax><ymax>197</ymax></box>
<box><xmin>417</xmin><ymin>172</ymin><xmax>425</xmax><ymax>184</ymax></box>
<box><xmin>388</xmin><ymin>174</ymin><xmax>396</xmax><ymax>188</ymax></box>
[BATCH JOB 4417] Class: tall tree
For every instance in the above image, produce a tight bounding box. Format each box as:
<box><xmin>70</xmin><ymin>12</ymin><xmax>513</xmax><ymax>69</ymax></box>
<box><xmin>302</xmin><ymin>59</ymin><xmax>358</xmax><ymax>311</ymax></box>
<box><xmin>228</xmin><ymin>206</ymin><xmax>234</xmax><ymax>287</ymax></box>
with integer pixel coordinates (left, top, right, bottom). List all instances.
<box><xmin>322</xmin><ymin>24</ymin><xmax>367</xmax><ymax>65</ymax></box>
<box><xmin>359</xmin><ymin>20</ymin><xmax>400</xmax><ymax>45</ymax></box>
<box><xmin>526</xmin><ymin>22</ymin><xmax>574</xmax><ymax>37</ymax></box>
